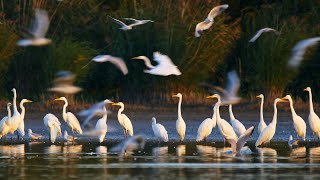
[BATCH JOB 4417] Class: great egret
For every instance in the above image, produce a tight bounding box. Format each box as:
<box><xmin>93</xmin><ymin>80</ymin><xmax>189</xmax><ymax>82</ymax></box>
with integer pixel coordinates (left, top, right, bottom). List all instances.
<box><xmin>196</xmin><ymin>102</ymin><xmax>217</xmax><ymax>142</ymax></box>
<box><xmin>288</xmin><ymin>135</ymin><xmax>299</xmax><ymax>147</ymax></box>
<box><xmin>204</xmin><ymin>4</ymin><xmax>229</xmax><ymax>23</ymax></box>
<box><xmin>43</xmin><ymin>113</ymin><xmax>62</xmax><ymax>143</ymax></box>
<box><xmin>108</xmin><ymin>16</ymin><xmax>153</xmax><ymax>30</ymax></box>
<box><xmin>256</xmin><ymin>94</ymin><xmax>267</xmax><ymax>134</ymax></box>
<box><xmin>255</xmin><ymin>98</ymin><xmax>286</xmax><ymax>147</ymax></box>
<box><xmin>17</xmin><ymin>9</ymin><xmax>51</xmax><ymax>46</ymax></box>
<box><xmin>288</xmin><ymin>37</ymin><xmax>320</xmax><ymax>68</ymax></box>
<box><xmin>206</xmin><ymin>94</ymin><xmax>238</xmax><ymax>142</ymax></box>
<box><xmin>112</xmin><ymin>102</ymin><xmax>134</xmax><ymax>138</ymax></box>
<box><xmin>151</xmin><ymin>117</ymin><xmax>169</xmax><ymax>142</ymax></box>
<box><xmin>195</xmin><ymin>21</ymin><xmax>213</xmax><ymax>37</ymax></box>
<box><xmin>110</xmin><ymin>135</ymin><xmax>145</xmax><ymax>157</ymax></box>
<box><xmin>304</xmin><ymin>87</ymin><xmax>320</xmax><ymax>139</ymax></box>
<box><xmin>55</xmin><ymin>97</ymin><xmax>83</xmax><ymax>140</ymax></box>
<box><xmin>132</xmin><ymin>52</ymin><xmax>181</xmax><ymax>76</ymax></box>
<box><xmin>95</xmin><ymin>105</ymin><xmax>111</xmax><ymax>143</ymax></box>
<box><xmin>17</xmin><ymin>99</ymin><xmax>33</xmax><ymax>137</ymax></box>
<box><xmin>229</xmin><ymin>104</ymin><xmax>246</xmax><ymax>136</ymax></box>
<box><xmin>249</xmin><ymin>28</ymin><xmax>279</xmax><ymax>42</ymax></box>
<box><xmin>281</xmin><ymin>95</ymin><xmax>306</xmax><ymax>141</ymax></box>
<box><xmin>91</xmin><ymin>55</ymin><xmax>128</xmax><ymax>75</ymax></box>
<box><xmin>172</xmin><ymin>93</ymin><xmax>186</xmax><ymax>141</ymax></box>
<box><xmin>26</xmin><ymin>129</ymin><xmax>42</xmax><ymax>140</ymax></box>
<box><xmin>226</xmin><ymin>126</ymin><xmax>255</xmax><ymax>155</ymax></box>
<box><xmin>0</xmin><ymin>103</ymin><xmax>12</xmax><ymax>139</ymax></box>
<box><xmin>63</xmin><ymin>131</ymin><xmax>78</xmax><ymax>143</ymax></box>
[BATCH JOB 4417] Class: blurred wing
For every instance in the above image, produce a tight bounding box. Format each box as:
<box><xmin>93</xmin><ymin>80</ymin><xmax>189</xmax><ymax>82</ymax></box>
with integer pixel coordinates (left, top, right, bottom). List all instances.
<box><xmin>108</xmin><ymin>16</ymin><xmax>127</xmax><ymax>27</ymax></box>
<box><xmin>153</xmin><ymin>52</ymin><xmax>174</xmax><ymax>66</ymax></box>
<box><xmin>31</xmin><ymin>9</ymin><xmax>50</xmax><ymax>38</ymax></box>
<box><xmin>195</xmin><ymin>21</ymin><xmax>213</xmax><ymax>37</ymax></box>
<box><xmin>105</xmin><ymin>56</ymin><xmax>129</xmax><ymax>75</ymax></box>
<box><xmin>226</xmin><ymin>70</ymin><xmax>240</xmax><ymax>97</ymax></box>
<box><xmin>78</xmin><ymin>101</ymin><xmax>106</xmax><ymax>117</ymax></box>
<box><xmin>123</xmin><ymin>18</ymin><xmax>139</xmax><ymax>22</ymax></box>
<box><xmin>225</xmin><ymin>138</ymin><xmax>237</xmax><ymax>153</ymax></box>
<box><xmin>249</xmin><ymin>28</ymin><xmax>278</xmax><ymax>42</ymax></box>
<box><xmin>207</xmin><ymin>4</ymin><xmax>229</xmax><ymax>21</ymax></box>
<box><xmin>236</xmin><ymin>126</ymin><xmax>254</xmax><ymax>152</ymax></box>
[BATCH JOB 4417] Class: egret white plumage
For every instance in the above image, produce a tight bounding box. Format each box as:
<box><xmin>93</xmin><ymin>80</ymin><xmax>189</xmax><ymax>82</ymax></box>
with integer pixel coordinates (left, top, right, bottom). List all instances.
<box><xmin>255</xmin><ymin>98</ymin><xmax>286</xmax><ymax>147</ymax></box>
<box><xmin>55</xmin><ymin>97</ymin><xmax>83</xmax><ymax>140</ymax></box>
<box><xmin>132</xmin><ymin>52</ymin><xmax>181</xmax><ymax>76</ymax></box>
<box><xmin>207</xmin><ymin>94</ymin><xmax>238</xmax><ymax>142</ymax></box>
<box><xmin>17</xmin><ymin>99</ymin><xmax>33</xmax><ymax>137</ymax></box>
<box><xmin>229</xmin><ymin>104</ymin><xmax>246</xmax><ymax>137</ymax></box>
<box><xmin>47</xmin><ymin>71</ymin><xmax>82</xmax><ymax>94</ymax></box>
<box><xmin>281</xmin><ymin>95</ymin><xmax>306</xmax><ymax>141</ymax></box>
<box><xmin>108</xmin><ymin>16</ymin><xmax>152</xmax><ymax>30</ymax></box>
<box><xmin>288</xmin><ymin>135</ymin><xmax>299</xmax><ymax>147</ymax></box>
<box><xmin>94</xmin><ymin>103</ymin><xmax>113</xmax><ymax>143</ymax></box>
<box><xmin>304</xmin><ymin>87</ymin><xmax>320</xmax><ymax>139</ymax></box>
<box><xmin>91</xmin><ymin>55</ymin><xmax>128</xmax><ymax>75</ymax></box>
<box><xmin>288</xmin><ymin>37</ymin><xmax>320</xmax><ymax>68</ymax></box>
<box><xmin>226</xmin><ymin>126</ymin><xmax>255</xmax><ymax>155</ymax></box>
<box><xmin>0</xmin><ymin>103</ymin><xmax>12</xmax><ymax>139</ymax></box>
<box><xmin>256</xmin><ymin>94</ymin><xmax>267</xmax><ymax>134</ymax></box>
<box><xmin>26</xmin><ymin>129</ymin><xmax>42</xmax><ymax>140</ymax></box>
<box><xmin>196</xmin><ymin>102</ymin><xmax>217</xmax><ymax>142</ymax></box>
<box><xmin>172</xmin><ymin>93</ymin><xmax>186</xmax><ymax>141</ymax></box>
<box><xmin>204</xmin><ymin>4</ymin><xmax>229</xmax><ymax>23</ymax></box>
<box><xmin>249</xmin><ymin>28</ymin><xmax>279</xmax><ymax>42</ymax></box>
<box><xmin>195</xmin><ymin>21</ymin><xmax>213</xmax><ymax>37</ymax></box>
<box><xmin>43</xmin><ymin>113</ymin><xmax>62</xmax><ymax>143</ymax></box>
<box><xmin>112</xmin><ymin>102</ymin><xmax>134</xmax><ymax>138</ymax></box>
<box><xmin>17</xmin><ymin>9</ymin><xmax>51</xmax><ymax>46</ymax></box>
<box><xmin>110</xmin><ymin>135</ymin><xmax>145</xmax><ymax>157</ymax></box>
<box><xmin>151</xmin><ymin>117</ymin><xmax>168</xmax><ymax>142</ymax></box>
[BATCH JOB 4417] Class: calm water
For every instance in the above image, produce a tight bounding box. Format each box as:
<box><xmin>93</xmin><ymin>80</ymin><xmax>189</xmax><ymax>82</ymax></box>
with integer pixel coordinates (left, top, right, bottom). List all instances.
<box><xmin>1</xmin><ymin>142</ymin><xmax>320</xmax><ymax>179</ymax></box>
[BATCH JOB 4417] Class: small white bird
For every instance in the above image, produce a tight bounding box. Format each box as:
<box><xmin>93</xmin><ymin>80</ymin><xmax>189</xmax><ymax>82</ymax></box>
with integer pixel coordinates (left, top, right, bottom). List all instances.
<box><xmin>63</xmin><ymin>130</ymin><xmax>78</xmax><ymax>143</ymax></box>
<box><xmin>255</xmin><ymin>98</ymin><xmax>286</xmax><ymax>147</ymax></box>
<box><xmin>281</xmin><ymin>95</ymin><xmax>306</xmax><ymax>141</ymax></box>
<box><xmin>132</xmin><ymin>52</ymin><xmax>181</xmax><ymax>76</ymax></box>
<box><xmin>204</xmin><ymin>4</ymin><xmax>229</xmax><ymax>23</ymax></box>
<box><xmin>112</xmin><ymin>102</ymin><xmax>134</xmax><ymax>138</ymax></box>
<box><xmin>110</xmin><ymin>135</ymin><xmax>145</xmax><ymax>157</ymax></box>
<box><xmin>196</xmin><ymin>102</ymin><xmax>217</xmax><ymax>142</ymax></box>
<box><xmin>108</xmin><ymin>16</ymin><xmax>153</xmax><ymax>30</ymax></box>
<box><xmin>26</xmin><ymin>129</ymin><xmax>42</xmax><ymax>140</ymax></box>
<box><xmin>229</xmin><ymin>104</ymin><xmax>246</xmax><ymax>137</ymax></box>
<box><xmin>288</xmin><ymin>135</ymin><xmax>299</xmax><ymax>147</ymax></box>
<box><xmin>195</xmin><ymin>21</ymin><xmax>213</xmax><ymax>37</ymax></box>
<box><xmin>256</xmin><ymin>94</ymin><xmax>267</xmax><ymax>134</ymax></box>
<box><xmin>91</xmin><ymin>55</ymin><xmax>128</xmax><ymax>75</ymax></box>
<box><xmin>226</xmin><ymin>126</ymin><xmax>255</xmax><ymax>155</ymax></box>
<box><xmin>43</xmin><ymin>113</ymin><xmax>62</xmax><ymax>143</ymax></box>
<box><xmin>172</xmin><ymin>93</ymin><xmax>186</xmax><ymax>141</ymax></box>
<box><xmin>0</xmin><ymin>103</ymin><xmax>12</xmax><ymax>139</ymax></box>
<box><xmin>249</xmin><ymin>28</ymin><xmax>279</xmax><ymax>42</ymax></box>
<box><xmin>151</xmin><ymin>117</ymin><xmax>168</xmax><ymax>142</ymax></box>
<box><xmin>304</xmin><ymin>87</ymin><xmax>320</xmax><ymax>139</ymax></box>
<box><xmin>17</xmin><ymin>9</ymin><xmax>51</xmax><ymax>46</ymax></box>
<box><xmin>288</xmin><ymin>37</ymin><xmax>320</xmax><ymax>68</ymax></box>
<box><xmin>55</xmin><ymin>97</ymin><xmax>83</xmax><ymax>139</ymax></box>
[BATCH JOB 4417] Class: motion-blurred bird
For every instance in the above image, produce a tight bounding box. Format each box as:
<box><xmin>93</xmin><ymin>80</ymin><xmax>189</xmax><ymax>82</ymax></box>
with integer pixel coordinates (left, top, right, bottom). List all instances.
<box><xmin>47</xmin><ymin>71</ymin><xmax>82</xmax><ymax>95</ymax></box>
<box><xmin>287</xmin><ymin>37</ymin><xmax>320</xmax><ymax>68</ymax></box>
<box><xmin>26</xmin><ymin>129</ymin><xmax>42</xmax><ymax>140</ymax></box>
<box><xmin>110</xmin><ymin>135</ymin><xmax>145</xmax><ymax>157</ymax></box>
<box><xmin>17</xmin><ymin>9</ymin><xmax>51</xmax><ymax>46</ymax></box>
<box><xmin>132</xmin><ymin>52</ymin><xmax>181</xmax><ymax>76</ymax></box>
<box><xmin>108</xmin><ymin>16</ymin><xmax>153</xmax><ymax>30</ymax></box>
<box><xmin>226</xmin><ymin>126</ymin><xmax>254</xmax><ymax>155</ymax></box>
<box><xmin>249</xmin><ymin>28</ymin><xmax>279</xmax><ymax>42</ymax></box>
<box><xmin>195</xmin><ymin>21</ymin><xmax>213</xmax><ymax>37</ymax></box>
<box><xmin>91</xmin><ymin>55</ymin><xmax>128</xmax><ymax>75</ymax></box>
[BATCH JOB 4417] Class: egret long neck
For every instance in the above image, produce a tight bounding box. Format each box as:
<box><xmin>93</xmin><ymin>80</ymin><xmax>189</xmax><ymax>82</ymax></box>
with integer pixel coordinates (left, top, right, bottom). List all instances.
<box><xmin>101</xmin><ymin>107</ymin><xmax>107</xmax><ymax>123</ymax></box>
<box><xmin>20</xmin><ymin>102</ymin><xmax>26</xmax><ymax>120</ymax></box>
<box><xmin>62</xmin><ymin>100</ymin><xmax>68</xmax><ymax>121</ymax></box>
<box><xmin>288</xmin><ymin>98</ymin><xmax>297</xmax><ymax>117</ymax></box>
<box><xmin>177</xmin><ymin>96</ymin><xmax>182</xmax><ymax>120</ymax></box>
<box><xmin>216</xmin><ymin>104</ymin><xmax>221</xmax><ymax>123</ymax></box>
<box><xmin>229</xmin><ymin>105</ymin><xmax>236</xmax><ymax>120</ymax></box>
<box><xmin>271</xmin><ymin>101</ymin><xmax>278</xmax><ymax>125</ymax></box>
<box><xmin>7</xmin><ymin>107</ymin><xmax>11</xmax><ymax>125</ymax></box>
<box><xmin>12</xmin><ymin>90</ymin><xmax>19</xmax><ymax>115</ymax></box>
<box><xmin>308</xmin><ymin>90</ymin><xmax>314</xmax><ymax>112</ymax></box>
<box><xmin>142</xmin><ymin>57</ymin><xmax>155</xmax><ymax>69</ymax></box>
<box><xmin>117</xmin><ymin>104</ymin><xmax>124</xmax><ymax>122</ymax></box>
<box><xmin>259</xmin><ymin>97</ymin><xmax>264</xmax><ymax>123</ymax></box>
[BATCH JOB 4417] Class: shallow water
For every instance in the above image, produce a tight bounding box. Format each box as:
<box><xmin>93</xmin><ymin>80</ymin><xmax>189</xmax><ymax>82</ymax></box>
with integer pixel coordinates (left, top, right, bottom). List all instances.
<box><xmin>1</xmin><ymin>142</ymin><xmax>320</xmax><ymax>179</ymax></box>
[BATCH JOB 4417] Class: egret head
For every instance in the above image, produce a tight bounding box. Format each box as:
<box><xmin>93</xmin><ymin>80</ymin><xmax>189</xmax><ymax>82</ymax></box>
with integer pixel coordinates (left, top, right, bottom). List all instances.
<box><xmin>281</xmin><ymin>95</ymin><xmax>291</xmax><ymax>101</ymax></box>
<box><xmin>7</xmin><ymin>102</ymin><xmax>11</xmax><ymax>109</ymax></box>
<box><xmin>55</xmin><ymin>97</ymin><xmax>67</xmax><ymax>101</ymax></box>
<box><xmin>104</xmin><ymin>99</ymin><xmax>114</xmax><ymax>104</ymax></box>
<box><xmin>11</xmin><ymin>88</ymin><xmax>16</xmax><ymax>92</ymax></box>
<box><xmin>275</xmin><ymin>98</ymin><xmax>287</xmax><ymax>103</ymax></box>
<box><xmin>206</xmin><ymin>94</ymin><xmax>219</xmax><ymax>99</ymax></box>
<box><xmin>172</xmin><ymin>93</ymin><xmax>182</xmax><ymax>98</ymax></box>
<box><xmin>112</xmin><ymin>102</ymin><xmax>124</xmax><ymax>107</ymax></box>
<box><xmin>21</xmin><ymin>99</ymin><xmax>33</xmax><ymax>104</ymax></box>
<box><xmin>304</xmin><ymin>87</ymin><xmax>311</xmax><ymax>92</ymax></box>
<box><xmin>256</xmin><ymin>94</ymin><xmax>264</xmax><ymax>99</ymax></box>
<box><xmin>151</xmin><ymin>117</ymin><xmax>156</xmax><ymax>124</ymax></box>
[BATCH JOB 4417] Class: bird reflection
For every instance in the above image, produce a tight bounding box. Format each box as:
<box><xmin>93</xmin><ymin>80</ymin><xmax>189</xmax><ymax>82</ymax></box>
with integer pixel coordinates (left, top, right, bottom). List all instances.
<box><xmin>96</xmin><ymin>146</ymin><xmax>108</xmax><ymax>156</ymax></box>
<box><xmin>62</xmin><ymin>145</ymin><xmax>82</xmax><ymax>154</ymax></box>
<box><xmin>47</xmin><ymin>71</ymin><xmax>82</xmax><ymax>95</ymax></box>
<box><xmin>0</xmin><ymin>144</ymin><xmax>25</xmax><ymax>157</ymax></box>
<box><xmin>289</xmin><ymin>147</ymin><xmax>306</xmax><ymax>163</ymax></box>
<box><xmin>152</xmin><ymin>146</ymin><xmax>168</xmax><ymax>162</ymax></box>
<box><xmin>196</xmin><ymin>145</ymin><xmax>216</xmax><ymax>157</ymax></box>
<box><xmin>309</xmin><ymin>146</ymin><xmax>320</xmax><ymax>163</ymax></box>
<box><xmin>176</xmin><ymin>145</ymin><xmax>186</xmax><ymax>157</ymax></box>
<box><xmin>45</xmin><ymin>145</ymin><xmax>62</xmax><ymax>154</ymax></box>
<box><xmin>256</xmin><ymin>147</ymin><xmax>277</xmax><ymax>163</ymax></box>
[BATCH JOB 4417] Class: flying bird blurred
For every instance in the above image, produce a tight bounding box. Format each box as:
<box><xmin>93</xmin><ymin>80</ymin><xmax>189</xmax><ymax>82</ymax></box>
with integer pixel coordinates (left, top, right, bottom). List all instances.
<box><xmin>287</xmin><ymin>37</ymin><xmax>320</xmax><ymax>68</ymax></box>
<box><xmin>249</xmin><ymin>28</ymin><xmax>279</xmax><ymax>42</ymax></box>
<box><xmin>47</xmin><ymin>71</ymin><xmax>83</xmax><ymax>95</ymax></box>
<box><xmin>110</xmin><ymin>135</ymin><xmax>145</xmax><ymax>157</ymax></box>
<box><xmin>226</xmin><ymin>126</ymin><xmax>254</xmax><ymax>155</ymax></box>
<box><xmin>195</xmin><ymin>21</ymin><xmax>213</xmax><ymax>37</ymax></box>
<box><xmin>17</xmin><ymin>9</ymin><xmax>51</xmax><ymax>46</ymax></box>
<box><xmin>92</xmin><ymin>55</ymin><xmax>128</xmax><ymax>75</ymax></box>
<box><xmin>131</xmin><ymin>52</ymin><xmax>181</xmax><ymax>76</ymax></box>
<box><xmin>108</xmin><ymin>16</ymin><xmax>153</xmax><ymax>30</ymax></box>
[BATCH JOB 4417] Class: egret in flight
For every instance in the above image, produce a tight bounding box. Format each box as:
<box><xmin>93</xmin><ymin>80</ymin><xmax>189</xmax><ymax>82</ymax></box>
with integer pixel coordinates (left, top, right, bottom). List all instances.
<box><xmin>173</xmin><ymin>93</ymin><xmax>186</xmax><ymax>141</ymax></box>
<box><xmin>112</xmin><ymin>102</ymin><xmax>134</xmax><ymax>138</ymax></box>
<box><xmin>151</xmin><ymin>117</ymin><xmax>168</xmax><ymax>142</ymax></box>
<box><xmin>249</xmin><ymin>28</ymin><xmax>279</xmax><ymax>42</ymax></box>
<box><xmin>108</xmin><ymin>16</ymin><xmax>153</xmax><ymax>30</ymax></box>
<box><xmin>91</xmin><ymin>55</ymin><xmax>128</xmax><ymax>75</ymax></box>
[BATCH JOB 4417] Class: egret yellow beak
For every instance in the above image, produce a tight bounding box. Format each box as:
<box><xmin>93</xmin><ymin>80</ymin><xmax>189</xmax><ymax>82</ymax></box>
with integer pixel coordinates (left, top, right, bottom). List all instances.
<box><xmin>256</xmin><ymin>95</ymin><xmax>260</xmax><ymax>98</ymax></box>
<box><xmin>25</xmin><ymin>100</ymin><xmax>32</xmax><ymax>103</ymax></box>
<box><xmin>111</xmin><ymin>103</ymin><xmax>119</xmax><ymax>106</ymax></box>
<box><xmin>172</xmin><ymin>95</ymin><xmax>178</xmax><ymax>97</ymax></box>
<box><xmin>131</xmin><ymin>57</ymin><xmax>140</xmax><ymax>60</ymax></box>
<box><xmin>303</xmin><ymin>88</ymin><xmax>308</xmax><ymax>91</ymax></box>
<box><xmin>107</xmin><ymin>101</ymin><xmax>114</xmax><ymax>104</ymax></box>
<box><xmin>279</xmin><ymin>99</ymin><xmax>288</xmax><ymax>102</ymax></box>
<box><xmin>206</xmin><ymin>95</ymin><xmax>217</xmax><ymax>99</ymax></box>
<box><xmin>54</xmin><ymin>97</ymin><xmax>63</xmax><ymax>101</ymax></box>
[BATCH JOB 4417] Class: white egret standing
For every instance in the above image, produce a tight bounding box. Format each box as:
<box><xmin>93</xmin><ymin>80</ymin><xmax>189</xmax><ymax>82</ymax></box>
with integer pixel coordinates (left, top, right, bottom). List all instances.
<box><xmin>229</xmin><ymin>104</ymin><xmax>246</xmax><ymax>136</ymax></box>
<box><xmin>255</xmin><ymin>98</ymin><xmax>286</xmax><ymax>147</ymax></box>
<box><xmin>17</xmin><ymin>99</ymin><xmax>33</xmax><ymax>138</ymax></box>
<box><xmin>95</xmin><ymin>100</ymin><xmax>114</xmax><ymax>143</ymax></box>
<box><xmin>55</xmin><ymin>97</ymin><xmax>83</xmax><ymax>140</ymax></box>
<box><xmin>256</xmin><ymin>94</ymin><xmax>267</xmax><ymax>134</ymax></box>
<box><xmin>112</xmin><ymin>102</ymin><xmax>134</xmax><ymax>138</ymax></box>
<box><xmin>281</xmin><ymin>95</ymin><xmax>306</xmax><ymax>141</ymax></box>
<box><xmin>172</xmin><ymin>93</ymin><xmax>186</xmax><ymax>142</ymax></box>
<box><xmin>249</xmin><ymin>28</ymin><xmax>279</xmax><ymax>42</ymax></box>
<box><xmin>196</xmin><ymin>102</ymin><xmax>217</xmax><ymax>142</ymax></box>
<box><xmin>43</xmin><ymin>113</ymin><xmax>62</xmax><ymax>143</ymax></box>
<box><xmin>151</xmin><ymin>117</ymin><xmax>168</xmax><ymax>142</ymax></box>
<box><xmin>0</xmin><ymin>103</ymin><xmax>12</xmax><ymax>139</ymax></box>
<box><xmin>9</xmin><ymin>88</ymin><xmax>21</xmax><ymax>139</ymax></box>
<box><xmin>304</xmin><ymin>87</ymin><xmax>320</xmax><ymax>139</ymax></box>
<box><xmin>26</xmin><ymin>129</ymin><xmax>42</xmax><ymax>140</ymax></box>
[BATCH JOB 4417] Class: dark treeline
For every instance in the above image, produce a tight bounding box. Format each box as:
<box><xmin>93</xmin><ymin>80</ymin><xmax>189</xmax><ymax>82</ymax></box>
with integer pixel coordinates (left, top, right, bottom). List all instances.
<box><xmin>0</xmin><ymin>0</ymin><xmax>320</xmax><ymax>105</ymax></box>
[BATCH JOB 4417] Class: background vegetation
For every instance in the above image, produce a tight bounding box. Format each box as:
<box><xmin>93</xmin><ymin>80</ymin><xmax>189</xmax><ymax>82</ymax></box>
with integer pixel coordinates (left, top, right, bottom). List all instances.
<box><xmin>1</xmin><ymin>0</ymin><xmax>320</xmax><ymax>106</ymax></box>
